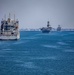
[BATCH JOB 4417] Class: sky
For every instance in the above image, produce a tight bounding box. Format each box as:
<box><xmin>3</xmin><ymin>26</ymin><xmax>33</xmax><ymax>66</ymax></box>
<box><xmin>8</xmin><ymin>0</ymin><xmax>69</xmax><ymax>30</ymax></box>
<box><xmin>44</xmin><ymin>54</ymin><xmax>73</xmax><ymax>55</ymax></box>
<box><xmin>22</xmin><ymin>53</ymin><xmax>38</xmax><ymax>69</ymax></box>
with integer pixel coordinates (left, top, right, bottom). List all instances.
<box><xmin>0</xmin><ymin>0</ymin><xmax>74</xmax><ymax>29</ymax></box>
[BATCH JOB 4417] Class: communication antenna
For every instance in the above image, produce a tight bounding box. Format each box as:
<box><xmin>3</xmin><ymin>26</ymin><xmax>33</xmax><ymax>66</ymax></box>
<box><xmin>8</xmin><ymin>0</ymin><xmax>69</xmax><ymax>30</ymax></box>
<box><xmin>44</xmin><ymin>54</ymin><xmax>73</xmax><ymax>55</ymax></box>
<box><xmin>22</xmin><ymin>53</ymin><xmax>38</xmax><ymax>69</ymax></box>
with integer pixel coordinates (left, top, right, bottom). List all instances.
<box><xmin>4</xmin><ymin>14</ymin><xmax>6</xmax><ymax>20</ymax></box>
<box><xmin>14</xmin><ymin>14</ymin><xmax>15</xmax><ymax>21</ymax></box>
<box><xmin>9</xmin><ymin>13</ymin><xmax>11</xmax><ymax>19</ymax></box>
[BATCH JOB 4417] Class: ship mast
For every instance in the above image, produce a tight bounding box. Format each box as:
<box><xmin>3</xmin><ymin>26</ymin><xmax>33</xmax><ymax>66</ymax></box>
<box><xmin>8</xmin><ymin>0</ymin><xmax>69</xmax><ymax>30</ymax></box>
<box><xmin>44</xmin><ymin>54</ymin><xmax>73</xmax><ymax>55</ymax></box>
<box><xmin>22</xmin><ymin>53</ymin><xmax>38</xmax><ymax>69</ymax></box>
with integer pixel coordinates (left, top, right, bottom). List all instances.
<box><xmin>14</xmin><ymin>14</ymin><xmax>15</xmax><ymax>21</ymax></box>
<box><xmin>4</xmin><ymin>14</ymin><xmax>6</xmax><ymax>20</ymax></box>
<box><xmin>8</xmin><ymin>13</ymin><xmax>11</xmax><ymax>23</ymax></box>
<box><xmin>47</xmin><ymin>21</ymin><xmax>50</xmax><ymax>27</ymax></box>
<box><xmin>9</xmin><ymin>13</ymin><xmax>11</xmax><ymax>19</ymax></box>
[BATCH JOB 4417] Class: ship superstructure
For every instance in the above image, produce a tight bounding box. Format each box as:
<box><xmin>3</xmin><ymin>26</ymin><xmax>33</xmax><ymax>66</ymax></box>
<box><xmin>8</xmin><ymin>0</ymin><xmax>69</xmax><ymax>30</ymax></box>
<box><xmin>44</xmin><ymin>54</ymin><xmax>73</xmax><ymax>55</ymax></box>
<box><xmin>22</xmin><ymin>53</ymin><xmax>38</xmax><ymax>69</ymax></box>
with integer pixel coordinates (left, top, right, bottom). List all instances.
<box><xmin>40</xmin><ymin>21</ymin><xmax>52</xmax><ymax>33</ymax></box>
<box><xmin>0</xmin><ymin>14</ymin><xmax>20</xmax><ymax>40</ymax></box>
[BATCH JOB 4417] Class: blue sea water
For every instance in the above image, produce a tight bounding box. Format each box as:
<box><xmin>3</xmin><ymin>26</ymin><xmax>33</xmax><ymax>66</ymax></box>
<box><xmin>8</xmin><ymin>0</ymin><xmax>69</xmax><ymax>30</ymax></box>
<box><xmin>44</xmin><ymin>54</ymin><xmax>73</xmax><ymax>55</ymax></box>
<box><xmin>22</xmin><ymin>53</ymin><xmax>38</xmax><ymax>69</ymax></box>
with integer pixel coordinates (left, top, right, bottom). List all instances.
<box><xmin>0</xmin><ymin>31</ymin><xmax>74</xmax><ymax>75</ymax></box>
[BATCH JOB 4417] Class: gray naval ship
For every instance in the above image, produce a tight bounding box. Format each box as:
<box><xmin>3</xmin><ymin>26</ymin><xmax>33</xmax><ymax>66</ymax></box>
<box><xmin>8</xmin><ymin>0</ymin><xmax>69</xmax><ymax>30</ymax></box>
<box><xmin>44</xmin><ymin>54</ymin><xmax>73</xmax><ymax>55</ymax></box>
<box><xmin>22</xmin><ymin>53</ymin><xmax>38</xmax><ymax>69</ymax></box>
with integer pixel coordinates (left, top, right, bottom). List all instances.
<box><xmin>57</xmin><ymin>25</ymin><xmax>61</xmax><ymax>31</ymax></box>
<box><xmin>40</xmin><ymin>21</ymin><xmax>52</xmax><ymax>33</ymax></box>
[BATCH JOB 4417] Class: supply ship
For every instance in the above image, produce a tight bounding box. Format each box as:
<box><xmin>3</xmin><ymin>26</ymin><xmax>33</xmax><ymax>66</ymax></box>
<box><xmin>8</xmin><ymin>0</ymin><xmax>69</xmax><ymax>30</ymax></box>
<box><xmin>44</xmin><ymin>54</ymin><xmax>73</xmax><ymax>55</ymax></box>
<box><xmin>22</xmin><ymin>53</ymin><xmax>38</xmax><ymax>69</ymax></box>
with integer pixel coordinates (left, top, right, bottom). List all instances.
<box><xmin>0</xmin><ymin>14</ymin><xmax>20</xmax><ymax>40</ymax></box>
<box><xmin>40</xmin><ymin>21</ymin><xmax>52</xmax><ymax>33</ymax></box>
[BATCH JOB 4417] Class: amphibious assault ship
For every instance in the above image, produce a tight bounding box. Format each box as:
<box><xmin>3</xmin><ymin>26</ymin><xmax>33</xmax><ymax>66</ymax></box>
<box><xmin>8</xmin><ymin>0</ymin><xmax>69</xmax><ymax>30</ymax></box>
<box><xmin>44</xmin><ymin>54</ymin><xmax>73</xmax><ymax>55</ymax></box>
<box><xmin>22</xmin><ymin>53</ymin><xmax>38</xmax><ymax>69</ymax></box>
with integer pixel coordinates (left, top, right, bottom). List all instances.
<box><xmin>40</xmin><ymin>21</ymin><xmax>52</xmax><ymax>33</ymax></box>
<box><xmin>0</xmin><ymin>14</ymin><xmax>20</xmax><ymax>40</ymax></box>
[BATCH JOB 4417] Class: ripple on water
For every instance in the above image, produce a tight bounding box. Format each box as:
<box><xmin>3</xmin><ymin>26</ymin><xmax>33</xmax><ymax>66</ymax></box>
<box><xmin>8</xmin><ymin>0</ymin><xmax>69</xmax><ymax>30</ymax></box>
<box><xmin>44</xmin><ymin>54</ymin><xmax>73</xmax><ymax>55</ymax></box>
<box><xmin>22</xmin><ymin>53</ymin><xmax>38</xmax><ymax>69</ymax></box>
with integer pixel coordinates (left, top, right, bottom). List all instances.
<box><xmin>30</xmin><ymin>56</ymin><xmax>57</xmax><ymax>60</ymax></box>
<box><xmin>57</xmin><ymin>42</ymin><xmax>68</xmax><ymax>45</ymax></box>
<box><xmin>2</xmin><ymin>48</ymin><xmax>12</xmax><ymax>50</ymax></box>
<box><xmin>64</xmin><ymin>49</ymin><xmax>74</xmax><ymax>53</ymax></box>
<box><xmin>21</xmin><ymin>34</ymin><xmax>39</xmax><ymax>39</ymax></box>
<box><xmin>42</xmin><ymin>45</ymin><xmax>59</xmax><ymax>49</ymax></box>
<box><xmin>13</xmin><ymin>41</ymin><xmax>24</xmax><ymax>44</ymax></box>
<box><xmin>16</xmin><ymin>61</ymin><xmax>38</xmax><ymax>69</ymax></box>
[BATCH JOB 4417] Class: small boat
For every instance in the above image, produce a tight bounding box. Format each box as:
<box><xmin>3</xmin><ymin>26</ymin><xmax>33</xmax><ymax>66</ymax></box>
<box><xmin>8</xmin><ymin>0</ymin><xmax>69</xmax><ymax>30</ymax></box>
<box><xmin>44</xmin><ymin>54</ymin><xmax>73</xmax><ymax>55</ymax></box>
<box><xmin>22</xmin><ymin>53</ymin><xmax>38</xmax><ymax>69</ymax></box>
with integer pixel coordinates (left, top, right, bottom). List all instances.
<box><xmin>40</xmin><ymin>21</ymin><xmax>52</xmax><ymax>33</ymax></box>
<box><xmin>0</xmin><ymin>13</ymin><xmax>20</xmax><ymax>40</ymax></box>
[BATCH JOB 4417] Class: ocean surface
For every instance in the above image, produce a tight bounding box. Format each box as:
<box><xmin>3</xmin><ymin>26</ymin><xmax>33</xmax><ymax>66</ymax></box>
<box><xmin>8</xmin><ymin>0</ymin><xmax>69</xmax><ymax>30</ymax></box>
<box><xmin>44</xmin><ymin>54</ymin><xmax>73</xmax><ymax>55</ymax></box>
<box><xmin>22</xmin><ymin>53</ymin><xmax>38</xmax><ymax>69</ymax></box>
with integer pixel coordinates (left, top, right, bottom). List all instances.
<box><xmin>0</xmin><ymin>31</ymin><xmax>74</xmax><ymax>75</ymax></box>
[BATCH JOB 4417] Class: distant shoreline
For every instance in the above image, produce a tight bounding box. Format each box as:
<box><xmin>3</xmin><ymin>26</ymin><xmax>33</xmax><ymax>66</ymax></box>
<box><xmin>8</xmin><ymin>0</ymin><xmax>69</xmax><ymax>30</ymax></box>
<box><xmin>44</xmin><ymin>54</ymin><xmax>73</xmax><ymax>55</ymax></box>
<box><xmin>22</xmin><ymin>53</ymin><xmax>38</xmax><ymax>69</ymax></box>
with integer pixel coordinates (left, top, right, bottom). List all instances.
<box><xmin>20</xmin><ymin>29</ymin><xmax>74</xmax><ymax>31</ymax></box>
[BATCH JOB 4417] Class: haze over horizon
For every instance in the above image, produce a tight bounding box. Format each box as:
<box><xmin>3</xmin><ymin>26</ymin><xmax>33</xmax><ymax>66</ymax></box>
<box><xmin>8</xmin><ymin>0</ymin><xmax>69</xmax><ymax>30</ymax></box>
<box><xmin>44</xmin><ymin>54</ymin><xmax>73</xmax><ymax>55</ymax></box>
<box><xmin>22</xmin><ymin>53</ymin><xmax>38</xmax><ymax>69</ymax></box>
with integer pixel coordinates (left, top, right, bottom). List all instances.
<box><xmin>0</xmin><ymin>0</ymin><xmax>74</xmax><ymax>29</ymax></box>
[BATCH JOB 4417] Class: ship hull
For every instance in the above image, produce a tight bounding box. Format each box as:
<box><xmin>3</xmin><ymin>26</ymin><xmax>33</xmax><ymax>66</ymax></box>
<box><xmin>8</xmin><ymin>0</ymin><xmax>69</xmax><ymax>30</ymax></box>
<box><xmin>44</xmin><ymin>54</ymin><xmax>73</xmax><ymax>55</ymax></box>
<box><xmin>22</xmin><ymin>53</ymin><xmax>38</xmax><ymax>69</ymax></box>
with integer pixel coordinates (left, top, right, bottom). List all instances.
<box><xmin>41</xmin><ymin>29</ymin><xmax>50</xmax><ymax>33</ymax></box>
<box><xmin>41</xmin><ymin>30</ymin><xmax>50</xmax><ymax>33</ymax></box>
<box><xmin>0</xmin><ymin>34</ymin><xmax>20</xmax><ymax>40</ymax></box>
